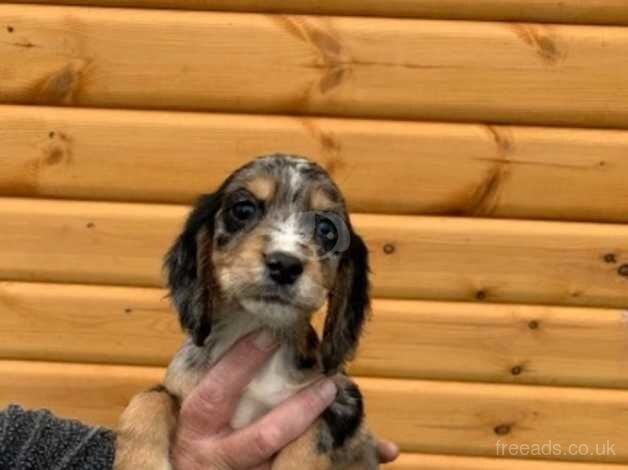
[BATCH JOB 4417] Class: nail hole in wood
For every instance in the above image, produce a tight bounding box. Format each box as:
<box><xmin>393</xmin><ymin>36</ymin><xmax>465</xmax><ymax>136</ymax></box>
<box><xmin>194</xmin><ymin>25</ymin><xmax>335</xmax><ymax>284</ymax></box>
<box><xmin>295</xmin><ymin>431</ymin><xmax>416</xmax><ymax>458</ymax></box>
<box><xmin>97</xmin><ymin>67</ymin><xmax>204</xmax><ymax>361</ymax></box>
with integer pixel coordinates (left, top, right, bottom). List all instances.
<box><xmin>511</xmin><ymin>366</ymin><xmax>523</xmax><ymax>376</ymax></box>
<box><xmin>528</xmin><ymin>320</ymin><xmax>539</xmax><ymax>330</ymax></box>
<box><xmin>619</xmin><ymin>264</ymin><xmax>628</xmax><ymax>278</ymax></box>
<box><xmin>494</xmin><ymin>424</ymin><xmax>511</xmax><ymax>436</ymax></box>
<box><xmin>383</xmin><ymin>243</ymin><xmax>395</xmax><ymax>255</ymax></box>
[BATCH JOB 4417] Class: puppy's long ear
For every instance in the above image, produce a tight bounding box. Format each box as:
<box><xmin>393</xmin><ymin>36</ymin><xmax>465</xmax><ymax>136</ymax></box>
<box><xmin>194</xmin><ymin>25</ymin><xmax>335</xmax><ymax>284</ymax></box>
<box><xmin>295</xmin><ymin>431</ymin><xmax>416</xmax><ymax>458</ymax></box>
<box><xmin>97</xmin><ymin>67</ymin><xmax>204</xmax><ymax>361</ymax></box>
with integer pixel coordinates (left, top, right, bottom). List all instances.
<box><xmin>321</xmin><ymin>230</ymin><xmax>370</xmax><ymax>373</ymax></box>
<box><xmin>164</xmin><ymin>192</ymin><xmax>222</xmax><ymax>347</ymax></box>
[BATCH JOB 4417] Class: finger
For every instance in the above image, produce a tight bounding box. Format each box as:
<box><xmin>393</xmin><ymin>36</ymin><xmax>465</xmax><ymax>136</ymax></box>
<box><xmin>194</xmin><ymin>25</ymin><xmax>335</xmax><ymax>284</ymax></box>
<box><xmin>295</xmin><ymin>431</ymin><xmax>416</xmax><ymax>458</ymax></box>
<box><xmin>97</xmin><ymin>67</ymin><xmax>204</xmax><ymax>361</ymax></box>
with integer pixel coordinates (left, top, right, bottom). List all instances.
<box><xmin>180</xmin><ymin>329</ymin><xmax>278</xmax><ymax>435</ymax></box>
<box><xmin>376</xmin><ymin>439</ymin><xmax>400</xmax><ymax>463</ymax></box>
<box><xmin>250</xmin><ymin>463</ymin><xmax>272</xmax><ymax>470</ymax></box>
<box><xmin>220</xmin><ymin>378</ymin><xmax>337</xmax><ymax>468</ymax></box>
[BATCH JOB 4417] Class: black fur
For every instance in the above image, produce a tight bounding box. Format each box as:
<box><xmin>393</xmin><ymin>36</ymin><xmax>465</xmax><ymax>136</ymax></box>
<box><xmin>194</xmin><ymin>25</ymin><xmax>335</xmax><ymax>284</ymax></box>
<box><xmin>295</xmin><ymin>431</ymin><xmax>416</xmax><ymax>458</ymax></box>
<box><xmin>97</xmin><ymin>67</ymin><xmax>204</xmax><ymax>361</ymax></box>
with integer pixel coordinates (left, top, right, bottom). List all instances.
<box><xmin>321</xmin><ymin>230</ymin><xmax>371</xmax><ymax>373</ymax></box>
<box><xmin>320</xmin><ymin>380</ymin><xmax>364</xmax><ymax>451</ymax></box>
<box><xmin>164</xmin><ymin>191</ymin><xmax>223</xmax><ymax>347</ymax></box>
<box><xmin>296</xmin><ymin>326</ymin><xmax>321</xmax><ymax>370</ymax></box>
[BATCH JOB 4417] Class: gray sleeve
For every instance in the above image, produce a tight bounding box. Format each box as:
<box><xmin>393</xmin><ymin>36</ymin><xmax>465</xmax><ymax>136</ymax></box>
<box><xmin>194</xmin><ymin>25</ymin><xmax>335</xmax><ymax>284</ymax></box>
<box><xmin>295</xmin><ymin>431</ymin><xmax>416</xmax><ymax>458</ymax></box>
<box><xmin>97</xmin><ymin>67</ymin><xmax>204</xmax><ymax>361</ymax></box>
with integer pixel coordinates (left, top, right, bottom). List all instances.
<box><xmin>0</xmin><ymin>404</ymin><xmax>116</xmax><ymax>470</ymax></box>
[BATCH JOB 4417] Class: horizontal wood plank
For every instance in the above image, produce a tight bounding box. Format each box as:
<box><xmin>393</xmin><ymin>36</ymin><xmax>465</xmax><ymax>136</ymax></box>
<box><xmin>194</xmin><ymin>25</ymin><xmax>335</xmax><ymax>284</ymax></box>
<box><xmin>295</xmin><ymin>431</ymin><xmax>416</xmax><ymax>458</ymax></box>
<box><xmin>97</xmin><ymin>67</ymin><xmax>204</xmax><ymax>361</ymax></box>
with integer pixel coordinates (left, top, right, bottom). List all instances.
<box><xmin>3</xmin><ymin>6</ymin><xmax>628</xmax><ymax>128</ymax></box>
<box><xmin>4</xmin><ymin>0</ymin><xmax>628</xmax><ymax>26</ymax></box>
<box><xmin>3</xmin><ymin>281</ymin><xmax>628</xmax><ymax>388</ymax></box>
<box><xmin>2</xmin><ymin>106</ymin><xmax>628</xmax><ymax>222</ymax></box>
<box><xmin>3</xmin><ymin>360</ymin><xmax>628</xmax><ymax>462</ymax></box>
<box><xmin>390</xmin><ymin>454</ymin><xmax>628</xmax><ymax>470</ymax></box>
<box><xmin>1</xmin><ymin>198</ymin><xmax>627</xmax><ymax>307</ymax></box>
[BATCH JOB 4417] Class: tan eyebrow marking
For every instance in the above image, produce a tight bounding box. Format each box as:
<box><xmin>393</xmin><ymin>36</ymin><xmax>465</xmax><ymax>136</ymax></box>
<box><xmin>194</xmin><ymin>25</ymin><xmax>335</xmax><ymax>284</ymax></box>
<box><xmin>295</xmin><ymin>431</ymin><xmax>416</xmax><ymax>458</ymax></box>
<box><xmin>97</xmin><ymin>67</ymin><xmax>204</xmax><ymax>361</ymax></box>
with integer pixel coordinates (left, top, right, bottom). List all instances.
<box><xmin>310</xmin><ymin>186</ymin><xmax>340</xmax><ymax>211</ymax></box>
<box><xmin>245</xmin><ymin>176</ymin><xmax>276</xmax><ymax>201</ymax></box>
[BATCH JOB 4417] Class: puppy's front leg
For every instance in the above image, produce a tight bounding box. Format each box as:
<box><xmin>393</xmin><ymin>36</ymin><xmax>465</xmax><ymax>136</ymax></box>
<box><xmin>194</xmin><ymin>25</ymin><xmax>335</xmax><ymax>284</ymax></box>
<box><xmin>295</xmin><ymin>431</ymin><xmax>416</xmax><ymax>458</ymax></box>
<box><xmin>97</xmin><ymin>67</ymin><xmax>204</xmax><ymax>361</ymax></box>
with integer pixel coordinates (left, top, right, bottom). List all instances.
<box><xmin>114</xmin><ymin>386</ymin><xmax>179</xmax><ymax>470</ymax></box>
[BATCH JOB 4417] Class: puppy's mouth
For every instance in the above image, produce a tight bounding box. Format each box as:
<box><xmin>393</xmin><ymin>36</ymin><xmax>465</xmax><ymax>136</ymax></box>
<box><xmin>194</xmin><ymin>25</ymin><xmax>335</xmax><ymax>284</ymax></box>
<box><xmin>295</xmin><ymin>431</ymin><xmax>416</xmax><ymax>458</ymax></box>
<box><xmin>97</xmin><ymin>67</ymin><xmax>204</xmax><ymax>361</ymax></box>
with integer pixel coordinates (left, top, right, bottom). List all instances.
<box><xmin>257</xmin><ymin>293</ymin><xmax>291</xmax><ymax>305</ymax></box>
<box><xmin>240</xmin><ymin>284</ymin><xmax>295</xmax><ymax>306</ymax></box>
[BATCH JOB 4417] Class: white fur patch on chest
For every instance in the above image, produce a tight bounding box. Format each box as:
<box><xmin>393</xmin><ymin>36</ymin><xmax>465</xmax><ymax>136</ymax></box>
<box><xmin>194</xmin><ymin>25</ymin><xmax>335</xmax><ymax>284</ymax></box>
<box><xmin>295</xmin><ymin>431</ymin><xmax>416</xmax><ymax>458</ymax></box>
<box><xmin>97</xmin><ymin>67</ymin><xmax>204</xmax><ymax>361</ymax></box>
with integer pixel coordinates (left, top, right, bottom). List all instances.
<box><xmin>166</xmin><ymin>310</ymin><xmax>321</xmax><ymax>430</ymax></box>
<box><xmin>230</xmin><ymin>346</ymin><xmax>311</xmax><ymax>429</ymax></box>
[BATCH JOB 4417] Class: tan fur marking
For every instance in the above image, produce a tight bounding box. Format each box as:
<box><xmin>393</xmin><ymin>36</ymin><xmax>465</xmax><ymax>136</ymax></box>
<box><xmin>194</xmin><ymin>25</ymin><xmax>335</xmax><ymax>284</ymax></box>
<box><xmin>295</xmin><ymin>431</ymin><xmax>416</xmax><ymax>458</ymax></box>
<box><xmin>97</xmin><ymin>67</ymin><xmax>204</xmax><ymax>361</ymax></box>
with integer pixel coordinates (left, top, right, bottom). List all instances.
<box><xmin>214</xmin><ymin>232</ymin><xmax>267</xmax><ymax>297</ymax></box>
<box><xmin>304</xmin><ymin>252</ymin><xmax>328</xmax><ymax>291</ymax></box>
<box><xmin>310</xmin><ymin>186</ymin><xmax>338</xmax><ymax>211</ymax></box>
<box><xmin>114</xmin><ymin>389</ymin><xmax>178</xmax><ymax>470</ymax></box>
<box><xmin>246</xmin><ymin>176</ymin><xmax>276</xmax><ymax>201</ymax></box>
<box><xmin>272</xmin><ymin>424</ymin><xmax>332</xmax><ymax>470</ymax></box>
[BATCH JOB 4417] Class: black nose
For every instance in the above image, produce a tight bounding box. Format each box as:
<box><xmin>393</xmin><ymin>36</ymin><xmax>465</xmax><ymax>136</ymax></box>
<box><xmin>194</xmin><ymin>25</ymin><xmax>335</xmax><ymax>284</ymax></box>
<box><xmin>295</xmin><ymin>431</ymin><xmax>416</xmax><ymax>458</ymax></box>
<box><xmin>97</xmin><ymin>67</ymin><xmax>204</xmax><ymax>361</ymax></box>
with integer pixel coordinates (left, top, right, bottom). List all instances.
<box><xmin>265</xmin><ymin>252</ymin><xmax>304</xmax><ymax>285</ymax></box>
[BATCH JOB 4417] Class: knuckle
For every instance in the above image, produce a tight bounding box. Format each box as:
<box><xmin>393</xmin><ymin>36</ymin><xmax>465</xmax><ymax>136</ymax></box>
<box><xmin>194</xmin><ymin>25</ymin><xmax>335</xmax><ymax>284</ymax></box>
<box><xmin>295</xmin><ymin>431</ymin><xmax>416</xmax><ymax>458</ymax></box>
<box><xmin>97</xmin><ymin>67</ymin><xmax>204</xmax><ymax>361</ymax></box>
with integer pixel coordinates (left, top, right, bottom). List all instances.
<box><xmin>172</xmin><ymin>440</ymin><xmax>203</xmax><ymax>470</ymax></box>
<box><xmin>211</xmin><ymin>447</ymin><xmax>237</xmax><ymax>470</ymax></box>
<box><xmin>182</xmin><ymin>384</ymin><xmax>226</xmax><ymax>419</ymax></box>
<box><xmin>252</xmin><ymin>426</ymin><xmax>281</xmax><ymax>457</ymax></box>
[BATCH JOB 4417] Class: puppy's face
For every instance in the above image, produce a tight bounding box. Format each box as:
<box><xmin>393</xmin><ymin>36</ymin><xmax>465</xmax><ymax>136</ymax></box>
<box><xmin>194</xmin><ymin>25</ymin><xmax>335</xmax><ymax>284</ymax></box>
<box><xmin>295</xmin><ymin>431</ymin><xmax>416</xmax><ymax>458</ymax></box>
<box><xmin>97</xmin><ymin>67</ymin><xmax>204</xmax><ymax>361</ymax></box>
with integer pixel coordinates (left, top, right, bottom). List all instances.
<box><xmin>211</xmin><ymin>156</ymin><xmax>349</xmax><ymax>328</ymax></box>
<box><xmin>166</xmin><ymin>154</ymin><xmax>369</xmax><ymax>371</ymax></box>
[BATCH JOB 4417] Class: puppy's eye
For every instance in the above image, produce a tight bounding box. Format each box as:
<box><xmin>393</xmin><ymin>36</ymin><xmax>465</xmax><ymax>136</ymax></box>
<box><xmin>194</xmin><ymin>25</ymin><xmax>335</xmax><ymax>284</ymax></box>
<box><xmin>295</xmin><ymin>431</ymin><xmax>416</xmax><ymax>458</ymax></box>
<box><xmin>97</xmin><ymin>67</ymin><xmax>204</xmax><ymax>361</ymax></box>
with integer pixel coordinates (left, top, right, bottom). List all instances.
<box><xmin>231</xmin><ymin>201</ymin><xmax>257</xmax><ymax>221</ymax></box>
<box><xmin>315</xmin><ymin>215</ymin><xmax>338</xmax><ymax>252</ymax></box>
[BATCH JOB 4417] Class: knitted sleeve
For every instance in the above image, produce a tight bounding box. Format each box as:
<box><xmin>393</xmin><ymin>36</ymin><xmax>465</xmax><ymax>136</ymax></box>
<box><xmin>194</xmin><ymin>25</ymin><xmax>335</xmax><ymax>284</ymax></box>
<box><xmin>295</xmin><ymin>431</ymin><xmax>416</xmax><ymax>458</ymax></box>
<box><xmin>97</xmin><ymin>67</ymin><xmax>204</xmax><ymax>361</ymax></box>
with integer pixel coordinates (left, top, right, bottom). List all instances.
<box><xmin>0</xmin><ymin>404</ymin><xmax>116</xmax><ymax>470</ymax></box>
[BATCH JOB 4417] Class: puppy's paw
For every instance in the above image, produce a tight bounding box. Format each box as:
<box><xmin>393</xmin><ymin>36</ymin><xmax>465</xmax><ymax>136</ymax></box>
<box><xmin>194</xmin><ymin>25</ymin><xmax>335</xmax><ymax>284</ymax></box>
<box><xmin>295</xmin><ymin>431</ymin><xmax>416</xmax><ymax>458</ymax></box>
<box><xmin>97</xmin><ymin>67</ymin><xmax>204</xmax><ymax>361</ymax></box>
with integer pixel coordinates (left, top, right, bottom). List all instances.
<box><xmin>114</xmin><ymin>387</ymin><xmax>178</xmax><ymax>470</ymax></box>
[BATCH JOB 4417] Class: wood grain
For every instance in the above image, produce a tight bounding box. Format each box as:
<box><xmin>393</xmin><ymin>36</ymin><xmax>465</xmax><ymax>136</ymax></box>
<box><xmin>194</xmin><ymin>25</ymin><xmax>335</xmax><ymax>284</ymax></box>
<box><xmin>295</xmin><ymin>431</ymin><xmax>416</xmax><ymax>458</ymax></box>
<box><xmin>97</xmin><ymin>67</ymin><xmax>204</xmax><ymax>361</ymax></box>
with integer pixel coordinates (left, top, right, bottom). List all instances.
<box><xmin>5</xmin><ymin>0</ymin><xmax>628</xmax><ymax>26</ymax></box>
<box><xmin>3</xmin><ymin>360</ymin><xmax>628</xmax><ymax>462</ymax></box>
<box><xmin>3</xmin><ymin>6</ymin><xmax>628</xmax><ymax>128</ymax></box>
<box><xmin>1</xmin><ymin>198</ymin><xmax>627</xmax><ymax>307</ymax></box>
<box><xmin>3</xmin><ymin>281</ymin><xmax>628</xmax><ymax>388</ymax></box>
<box><xmin>2</xmin><ymin>106</ymin><xmax>628</xmax><ymax>222</ymax></box>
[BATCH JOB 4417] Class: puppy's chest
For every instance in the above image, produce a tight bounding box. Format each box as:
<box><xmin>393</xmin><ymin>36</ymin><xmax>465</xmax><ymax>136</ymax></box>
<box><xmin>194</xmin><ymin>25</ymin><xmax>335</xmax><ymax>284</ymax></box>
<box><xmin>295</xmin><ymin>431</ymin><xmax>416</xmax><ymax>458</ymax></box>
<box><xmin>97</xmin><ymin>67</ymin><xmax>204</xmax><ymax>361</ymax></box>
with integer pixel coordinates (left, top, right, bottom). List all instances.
<box><xmin>230</xmin><ymin>346</ymin><xmax>311</xmax><ymax>428</ymax></box>
<box><xmin>166</xmin><ymin>339</ymin><xmax>317</xmax><ymax>430</ymax></box>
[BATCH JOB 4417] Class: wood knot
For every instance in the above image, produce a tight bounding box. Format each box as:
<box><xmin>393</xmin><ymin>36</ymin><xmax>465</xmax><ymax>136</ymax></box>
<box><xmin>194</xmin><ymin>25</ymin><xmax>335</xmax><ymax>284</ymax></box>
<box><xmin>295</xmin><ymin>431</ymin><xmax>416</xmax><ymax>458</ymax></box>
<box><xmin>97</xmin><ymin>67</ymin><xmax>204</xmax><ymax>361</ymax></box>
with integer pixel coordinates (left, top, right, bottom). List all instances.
<box><xmin>7</xmin><ymin>26</ymin><xmax>14</xmax><ymax>33</ymax></box>
<box><xmin>49</xmin><ymin>131</ymin><xmax>55</xmax><ymax>139</ymax></box>
<box><xmin>44</xmin><ymin>147</ymin><xmax>64</xmax><ymax>166</ymax></box>
<box><xmin>475</xmin><ymin>290</ymin><xmax>487</xmax><ymax>301</ymax></box>
<box><xmin>604</xmin><ymin>253</ymin><xmax>617</xmax><ymax>264</ymax></box>
<box><xmin>618</xmin><ymin>265</ymin><xmax>628</xmax><ymax>278</ymax></box>
<box><xmin>86</xmin><ymin>222</ymin><xmax>95</xmax><ymax>229</ymax></box>
<box><xmin>494</xmin><ymin>424</ymin><xmax>511</xmax><ymax>436</ymax></box>
<box><xmin>511</xmin><ymin>24</ymin><xmax>566</xmax><ymax>65</ymax></box>
<box><xmin>528</xmin><ymin>320</ymin><xmax>540</xmax><ymax>330</ymax></box>
<box><xmin>511</xmin><ymin>365</ymin><xmax>523</xmax><ymax>376</ymax></box>
<box><xmin>383</xmin><ymin>243</ymin><xmax>395</xmax><ymax>255</ymax></box>
<box><xmin>36</xmin><ymin>60</ymin><xmax>91</xmax><ymax>104</ymax></box>
<box><xmin>124</xmin><ymin>308</ymin><xmax>133</xmax><ymax>314</ymax></box>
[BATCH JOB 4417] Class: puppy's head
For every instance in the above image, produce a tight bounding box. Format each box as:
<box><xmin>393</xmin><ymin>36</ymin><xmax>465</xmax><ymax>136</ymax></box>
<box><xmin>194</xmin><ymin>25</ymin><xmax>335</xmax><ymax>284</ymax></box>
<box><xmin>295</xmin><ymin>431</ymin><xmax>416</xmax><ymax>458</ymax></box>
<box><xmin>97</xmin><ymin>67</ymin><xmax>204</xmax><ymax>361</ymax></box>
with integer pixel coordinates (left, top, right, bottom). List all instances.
<box><xmin>165</xmin><ymin>154</ymin><xmax>370</xmax><ymax>372</ymax></box>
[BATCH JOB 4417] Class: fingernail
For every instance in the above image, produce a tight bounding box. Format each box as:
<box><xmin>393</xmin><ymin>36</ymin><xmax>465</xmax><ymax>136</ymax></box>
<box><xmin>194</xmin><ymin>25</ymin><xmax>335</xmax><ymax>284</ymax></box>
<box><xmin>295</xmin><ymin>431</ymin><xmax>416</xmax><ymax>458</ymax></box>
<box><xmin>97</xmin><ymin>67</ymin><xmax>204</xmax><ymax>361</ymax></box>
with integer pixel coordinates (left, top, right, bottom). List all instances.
<box><xmin>316</xmin><ymin>379</ymin><xmax>337</xmax><ymax>402</ymax></box>
<box><xmin>385</xmin><ymin>442</ymin><xmax>400</xmax><ymax>456</ymax></box>
<box><xmin>253</xmin><ymin>329</ymin><xmax>277</xmax><ymax>351</ymax></box>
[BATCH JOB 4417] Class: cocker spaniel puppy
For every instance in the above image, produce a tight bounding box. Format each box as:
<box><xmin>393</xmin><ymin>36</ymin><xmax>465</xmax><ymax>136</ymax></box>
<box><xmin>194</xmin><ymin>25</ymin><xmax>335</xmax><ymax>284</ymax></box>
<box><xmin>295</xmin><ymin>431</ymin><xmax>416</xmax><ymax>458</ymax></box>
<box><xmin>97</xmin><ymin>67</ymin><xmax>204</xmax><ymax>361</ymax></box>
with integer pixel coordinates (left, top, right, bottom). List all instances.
<box><xmin>115</xmin><ymin>154</ymin><xmax>378</xmax><ymax>469</ymax></box>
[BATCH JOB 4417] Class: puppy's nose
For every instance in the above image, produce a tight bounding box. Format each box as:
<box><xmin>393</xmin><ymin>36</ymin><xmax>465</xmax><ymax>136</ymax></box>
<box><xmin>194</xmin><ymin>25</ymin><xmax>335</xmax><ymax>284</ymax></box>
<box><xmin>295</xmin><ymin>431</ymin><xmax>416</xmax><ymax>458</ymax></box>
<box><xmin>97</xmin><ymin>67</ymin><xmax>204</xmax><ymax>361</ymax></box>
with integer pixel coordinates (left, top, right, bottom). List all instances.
<box><xmin>265</xmin><ymin>252</ymin><xmax>304</xmax><ymax>285</ymax></box>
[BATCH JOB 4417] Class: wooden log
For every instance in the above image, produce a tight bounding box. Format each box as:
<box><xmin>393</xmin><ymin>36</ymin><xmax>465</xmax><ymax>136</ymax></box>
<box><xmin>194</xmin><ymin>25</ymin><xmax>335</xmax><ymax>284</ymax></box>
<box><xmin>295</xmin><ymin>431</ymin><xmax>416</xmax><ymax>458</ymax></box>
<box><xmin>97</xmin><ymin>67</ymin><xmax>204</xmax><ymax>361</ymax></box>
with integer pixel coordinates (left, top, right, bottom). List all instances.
<box><xmin>4</xmin><ymin>0</ymin><xmax>628</xmax><ymax>26</ymax></box>
<box><xmin>3</xmin><ymin>281</ymin><xmax>628</xmax><ymax>389</ymax></box>
<box><xmin>2</xmin><ymin>6</ymin><xmax>628</xmax><ymax>128</ymax></box>
<box><xmin>1</xmin><ymin>198</ymin><xmax>627</xmax><ymax>307</ymax></box>
<box><xmin>389</xmin><ymin>453</ymin><xmax>628</xmax><ymax>470</ymax></box>
<box><xmin>2</xmin><ymin>105</ymin><xmax>628</xmax><ymax>222</ymax></box>
<box><xmin>2</xmin><ymin>360</ymin><xmax>628</xmax><ymax>462</ymax></box>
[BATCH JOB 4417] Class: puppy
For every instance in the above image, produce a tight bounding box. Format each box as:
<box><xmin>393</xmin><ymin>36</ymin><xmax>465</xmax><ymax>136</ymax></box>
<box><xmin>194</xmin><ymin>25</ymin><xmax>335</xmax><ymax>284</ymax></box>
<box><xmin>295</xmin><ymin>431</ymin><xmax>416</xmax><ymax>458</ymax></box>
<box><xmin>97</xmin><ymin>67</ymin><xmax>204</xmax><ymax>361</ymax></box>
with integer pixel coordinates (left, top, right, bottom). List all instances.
<box><xmin>114</xmin><ymin>154</ymin><xmax>378</xmax><ymax>469</ymax></box>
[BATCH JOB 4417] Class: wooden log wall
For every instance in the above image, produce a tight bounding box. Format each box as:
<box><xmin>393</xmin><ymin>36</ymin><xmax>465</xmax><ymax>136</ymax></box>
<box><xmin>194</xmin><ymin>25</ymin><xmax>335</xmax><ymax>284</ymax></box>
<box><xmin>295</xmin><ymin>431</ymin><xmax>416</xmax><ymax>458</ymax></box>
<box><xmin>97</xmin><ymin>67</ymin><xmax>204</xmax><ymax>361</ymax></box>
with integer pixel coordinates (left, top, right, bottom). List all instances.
<box><xmin>1</xmin><ymin>1</ymin><xmax>627</xmax><ymax>469</ymax></box>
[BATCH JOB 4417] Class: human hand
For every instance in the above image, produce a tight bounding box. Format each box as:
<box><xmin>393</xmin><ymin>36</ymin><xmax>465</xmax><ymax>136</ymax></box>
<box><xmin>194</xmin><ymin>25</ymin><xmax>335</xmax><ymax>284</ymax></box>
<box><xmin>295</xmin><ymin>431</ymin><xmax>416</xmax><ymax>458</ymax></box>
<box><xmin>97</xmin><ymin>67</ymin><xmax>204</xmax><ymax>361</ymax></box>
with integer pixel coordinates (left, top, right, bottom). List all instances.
<box><xmin>171</xmin><ymin>330</ymin><xmax>398</xmax><ymax>469</ymax></box>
